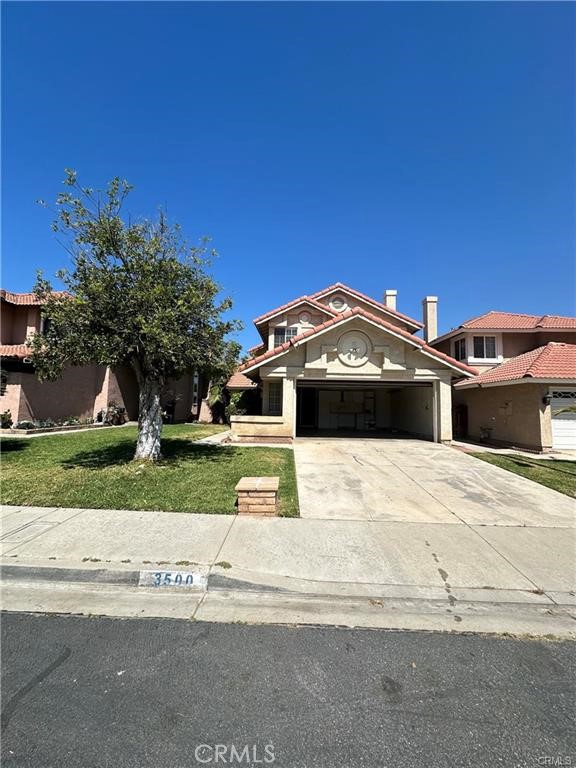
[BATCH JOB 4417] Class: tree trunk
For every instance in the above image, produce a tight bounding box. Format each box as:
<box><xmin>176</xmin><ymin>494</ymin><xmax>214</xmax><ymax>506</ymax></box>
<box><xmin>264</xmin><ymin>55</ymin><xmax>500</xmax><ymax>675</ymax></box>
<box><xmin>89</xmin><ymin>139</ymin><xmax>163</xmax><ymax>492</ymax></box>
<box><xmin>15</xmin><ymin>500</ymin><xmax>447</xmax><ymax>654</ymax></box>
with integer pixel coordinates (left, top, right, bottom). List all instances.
<box><xmin>134</xmin><ymin>378</ymin><xmax>163</xmax><ymax>461</ymax></box>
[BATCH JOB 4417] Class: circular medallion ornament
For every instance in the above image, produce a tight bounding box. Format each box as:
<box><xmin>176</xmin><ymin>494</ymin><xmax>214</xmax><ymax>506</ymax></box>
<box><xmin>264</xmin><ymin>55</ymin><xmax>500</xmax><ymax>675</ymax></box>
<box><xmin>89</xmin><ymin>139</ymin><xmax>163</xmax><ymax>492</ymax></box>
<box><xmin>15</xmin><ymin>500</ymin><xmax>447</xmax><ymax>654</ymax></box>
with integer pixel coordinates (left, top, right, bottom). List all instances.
<box><xmin>299</xmin><ymin>312</ymin><xmax>311</xmax><ymax>324</ymax></box>
<box><xmin>337</xmin><ymin>331</ymin><xmax>371</xmax><ymax>367</ymax></box>
<box><xmin>330</xmin><ymin>296</ymin><xmax>347</xmax><ymax>312</ymax></box>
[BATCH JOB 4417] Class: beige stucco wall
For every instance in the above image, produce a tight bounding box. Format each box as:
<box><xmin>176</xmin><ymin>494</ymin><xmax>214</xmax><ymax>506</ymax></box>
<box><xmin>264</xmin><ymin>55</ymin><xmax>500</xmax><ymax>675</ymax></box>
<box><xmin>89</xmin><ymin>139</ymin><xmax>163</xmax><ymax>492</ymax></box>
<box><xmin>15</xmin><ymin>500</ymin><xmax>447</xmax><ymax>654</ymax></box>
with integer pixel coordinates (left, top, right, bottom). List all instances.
<box><xmin>1</xmin><ymin>304</ymin><xmax>41</xmax><ymax>345</ymax></box>
<box><xmin>2</xmin><ymin>366</ymin><xmax>106</xmax><ymax>422</ymax></box>
<box><xmin>231</xmin><ymin>415</ymin><xmax>292</xmax><ymax>438</ymax></box>
<box><xmin>435</xmin><ymin>330</ymin><xmax>576</xmax><ymax>367</ymax></box>
<box><xmin>316</xmin><ymin>292</ymin><xmax>415</xmax><ymax>333</ymax></box>
<box><xmin>264</xmin><ymin>295</ymin><xmax>417</xmax><ymax>351</ymax></box>
<box><xmin>12</xmin><ymin>309</ymin><xmax>30</xmax><ymax>345</ymax></box>
<box><xmin>0</xmin><ymin>381</ymin><xmax>23</xmax><ymax>421</ymax></box>
<box><xmin>112</xmin><ymin>366</ymin><xmax>139</xmax><ymax>421</ymax></box>
<box><xmin>239</xmin><ymin>320</ymin><xmax>458</xmax><ymax>441</ymax></box>
<box><xmin>457</xmin><ymin>383</ymin><xmax>549</xmax><ymax>451</ymax></box>
<box><xmin>0</xmin><ymin>364</ymin><xmax>140</xmax><ymax>423</ymax></box>
<box><xmin>1</xmin><ymin>303</ymin><xmax>15</xmax><ymax>344</ymax></box>
<box><xmin>232</xmin><ymin>378</ymin><xmax>295</xmax><ymax>440</ymax></box>
<box><xmin>389</xmin><ymin>386</ymin><xmax>433</xmax><ymax>437</ymax></box>
<box><xmin>502</xmin><ymin>333</ymin><xmax>538</xmax><ymax>358</ymax></box>
<box><xmin>0</xmin><ymin>361</ymin><xmax>203</xmax><ymax>425</ymax></box>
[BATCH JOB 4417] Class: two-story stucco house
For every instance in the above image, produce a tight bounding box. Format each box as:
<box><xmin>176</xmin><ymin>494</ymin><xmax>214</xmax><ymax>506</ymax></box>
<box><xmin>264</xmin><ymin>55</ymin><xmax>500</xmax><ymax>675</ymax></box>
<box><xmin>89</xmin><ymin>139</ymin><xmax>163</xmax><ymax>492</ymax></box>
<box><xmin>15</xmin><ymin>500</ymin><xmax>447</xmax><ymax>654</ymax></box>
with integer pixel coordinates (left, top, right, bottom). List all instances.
<box><xmin>228</xmin><ymin>283</ymin><xmax>477</xmax><ymax>443</ymax></box>
<box><xmin>430</xmin><ymin>311</ymin><xmax>576</xmax><ymax>451</ymax></box>
<box><xmin>0</xmin><ymin>289</ymin><xmax>207</xmax><ymax>425</ymax></box>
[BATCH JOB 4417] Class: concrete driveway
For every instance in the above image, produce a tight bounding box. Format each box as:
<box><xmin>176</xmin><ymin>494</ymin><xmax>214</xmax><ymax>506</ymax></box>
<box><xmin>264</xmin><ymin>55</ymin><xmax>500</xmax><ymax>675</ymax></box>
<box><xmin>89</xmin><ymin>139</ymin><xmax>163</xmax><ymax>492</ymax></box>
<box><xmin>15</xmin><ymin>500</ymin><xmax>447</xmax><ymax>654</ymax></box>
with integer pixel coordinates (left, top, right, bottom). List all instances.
<box><xmin>294</xmin><ymin>438</ymin><xmax>575</xmax><ymax>527</ymax></box>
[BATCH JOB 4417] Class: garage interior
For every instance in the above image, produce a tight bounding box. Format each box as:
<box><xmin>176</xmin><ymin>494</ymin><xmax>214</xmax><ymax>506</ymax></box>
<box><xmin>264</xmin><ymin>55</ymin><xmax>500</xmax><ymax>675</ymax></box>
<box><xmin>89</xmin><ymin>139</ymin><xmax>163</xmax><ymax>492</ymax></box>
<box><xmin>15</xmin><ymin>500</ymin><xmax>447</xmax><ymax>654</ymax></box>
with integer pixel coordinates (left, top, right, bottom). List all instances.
<box><xmin>296</xmin><ymin>380</ymin><xmax>434</xmax><ymax>439</ymax></box>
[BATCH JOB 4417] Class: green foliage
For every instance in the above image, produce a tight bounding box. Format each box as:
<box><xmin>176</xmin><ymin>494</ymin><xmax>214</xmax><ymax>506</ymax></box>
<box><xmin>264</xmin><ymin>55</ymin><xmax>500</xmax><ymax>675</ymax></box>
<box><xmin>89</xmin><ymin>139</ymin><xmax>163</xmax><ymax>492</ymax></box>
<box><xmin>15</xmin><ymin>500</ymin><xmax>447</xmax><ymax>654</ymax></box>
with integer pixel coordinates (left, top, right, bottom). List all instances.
<box><xmin>31</xmin><ymin>170</ymin><xmax>241</xmax><ymax>389</ymax></box>
<box><xmin>14</xmin><ymin>420</ymin><xmax>35</xmax><ymax>430</ymax></box>
<box><xmin>0</xmin><ymin>425</ymin><xmax>299</xmax><ymax>516</ymax></box>
<box><xmin>1</xmin><ymin>410</ymin><xmax>13</xmax><ymax>429</ymax></box>
<box><xmin>226</xmin><ymin>391</ymin><xmax>247</xmax><ymax>418</ymax></box>
<box><xmin>10</xmin><ymin>416</ymin><xmax>93</xmax><ymax>430</ymax></box>
<box><xmin>225</xmin><ymin>388</ymin><xmax>260</xmax><ymax>423</ymax></box>
<box><xmin>97</xmin><ymin>401</ymin><xmax>127</xmax><ymax>426</ymax></box>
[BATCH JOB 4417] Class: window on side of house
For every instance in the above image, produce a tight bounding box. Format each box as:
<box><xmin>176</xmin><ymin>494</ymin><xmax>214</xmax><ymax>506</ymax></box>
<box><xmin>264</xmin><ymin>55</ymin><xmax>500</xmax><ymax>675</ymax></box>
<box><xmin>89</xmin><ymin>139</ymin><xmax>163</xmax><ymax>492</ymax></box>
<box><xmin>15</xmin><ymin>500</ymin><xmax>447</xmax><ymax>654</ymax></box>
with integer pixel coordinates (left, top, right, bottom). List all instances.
<box><xmin>268</xmin><ymin>381</ymin><xmax>282</xmax><ymax>415</ymax></box>
<box><xmin>274</xmin><ymin>327</ymin><xmax>298</xmax><ymax>346</ymax></box>
<box><xmin>473</xmin><ymin>335</ymin><xmax>497</xmax><ymax>359</ymax></box>
<box><xmin>454</xmin><ymin>338</ymin><xmax>466</xmax><ymax>361</ymax></box>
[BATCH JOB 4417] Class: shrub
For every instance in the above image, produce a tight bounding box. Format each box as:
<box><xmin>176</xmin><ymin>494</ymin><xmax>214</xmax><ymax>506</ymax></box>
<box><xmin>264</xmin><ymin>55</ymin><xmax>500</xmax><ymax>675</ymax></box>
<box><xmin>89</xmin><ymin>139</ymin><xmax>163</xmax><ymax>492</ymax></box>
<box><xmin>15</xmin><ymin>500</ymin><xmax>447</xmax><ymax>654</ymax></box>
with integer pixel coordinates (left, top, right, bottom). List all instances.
<box><xmin>1</xmin><ymin>410</ymin><xmax>13</xmax><ymax>429</ymax></box>
<box><xmin>101</xmin><ymin>401</ymin><xmax>127</xmax><ymax>426</ymax></box>
<box><xmin>62</xmin><ymin>416</ymin><xmax>81</xmax><ymax>426</ymax></box>
<box><xmin>225</xmin><ymin>388</ymin><xmax>260</xmax><ymax>424</ymax></box>
<box><xmin>36</xmin><ymin>418</ymin><xmax>55</xmax><ymax>428</ymax></box>
<box><xmin>15</xmin><ymin>420</ymin><xmax>35</xmax><ymax>430</ymax></box>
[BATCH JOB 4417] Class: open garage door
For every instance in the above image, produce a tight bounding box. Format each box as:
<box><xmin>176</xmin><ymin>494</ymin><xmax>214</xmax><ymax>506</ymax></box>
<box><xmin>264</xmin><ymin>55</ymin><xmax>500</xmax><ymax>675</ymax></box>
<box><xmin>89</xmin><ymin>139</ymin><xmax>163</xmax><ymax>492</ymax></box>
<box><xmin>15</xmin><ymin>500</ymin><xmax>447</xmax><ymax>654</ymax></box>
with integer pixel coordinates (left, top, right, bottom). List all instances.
<box><xmin>551</xmin><ymin>390</ymin><xmax>576</xmax><ymax>450</ymax></box>
<box><xmin>296</xmin><ymin>381</ymin><xmax>434</xmax><ymax>439</ymax></box>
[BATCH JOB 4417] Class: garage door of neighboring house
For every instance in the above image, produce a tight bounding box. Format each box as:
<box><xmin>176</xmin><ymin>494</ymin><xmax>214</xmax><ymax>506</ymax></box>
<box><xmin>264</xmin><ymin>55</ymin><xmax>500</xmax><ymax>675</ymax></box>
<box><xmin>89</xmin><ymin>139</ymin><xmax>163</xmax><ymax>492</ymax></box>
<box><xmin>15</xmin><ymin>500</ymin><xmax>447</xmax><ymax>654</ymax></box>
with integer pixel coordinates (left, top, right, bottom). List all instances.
<box><xmin>551</xmin><ymin>390</ymin><xmax>576</xmax><ymax>450</ymax></box>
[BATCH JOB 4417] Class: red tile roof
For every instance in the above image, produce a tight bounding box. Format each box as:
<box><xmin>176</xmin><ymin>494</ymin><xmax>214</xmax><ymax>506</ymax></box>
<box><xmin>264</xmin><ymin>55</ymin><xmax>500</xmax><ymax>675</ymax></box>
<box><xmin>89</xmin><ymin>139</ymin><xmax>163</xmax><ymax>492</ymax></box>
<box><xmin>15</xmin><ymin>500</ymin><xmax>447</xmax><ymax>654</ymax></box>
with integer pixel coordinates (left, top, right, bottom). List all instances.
<box><xmin>309</xmin><ymin>282</ymin><xmax>424</xmax><ymax>328</ymax></box>
<box><xmin>252</xmin><ymin>282</ymin><xmax>423</xmax><ymax>329</ymax></box>
<box><xmin>0</xmin><ymin>344</ymin><xmax>31</xmax><ymax>359</ymax></box>
<box><xmin>455</xmin><ymin>343</ymin><xmax>576</xmax><ymax>387</ymax></box>
<box><xmin>1</xmin><ymin>289</ymin><xmax>68</xmax><ymax>306</ymax></box>
<box><xmin>461</xmin><ymin>310</ymin><xmax>576</xmax><ymax>330</ymax></box>
<box><xmin>238</xmin><ymin>306</ymin><xmax>477</xmax><ymax>376</ymax></box>
<box><xmin>226</xmin><ymin>370</ymin><xmax>258</xmax><ymax>389</ymax></box>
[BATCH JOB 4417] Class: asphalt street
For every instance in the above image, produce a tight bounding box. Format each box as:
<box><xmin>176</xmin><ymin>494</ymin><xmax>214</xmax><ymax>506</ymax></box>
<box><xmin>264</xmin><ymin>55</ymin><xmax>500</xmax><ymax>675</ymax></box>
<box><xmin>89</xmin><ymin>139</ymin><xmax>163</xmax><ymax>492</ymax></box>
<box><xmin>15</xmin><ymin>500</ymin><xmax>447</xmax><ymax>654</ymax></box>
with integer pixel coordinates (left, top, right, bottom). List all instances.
<box><xmin>1</xmin><ymin>612</ymin><xmax>575</xmax><ymax>768</ymax></box>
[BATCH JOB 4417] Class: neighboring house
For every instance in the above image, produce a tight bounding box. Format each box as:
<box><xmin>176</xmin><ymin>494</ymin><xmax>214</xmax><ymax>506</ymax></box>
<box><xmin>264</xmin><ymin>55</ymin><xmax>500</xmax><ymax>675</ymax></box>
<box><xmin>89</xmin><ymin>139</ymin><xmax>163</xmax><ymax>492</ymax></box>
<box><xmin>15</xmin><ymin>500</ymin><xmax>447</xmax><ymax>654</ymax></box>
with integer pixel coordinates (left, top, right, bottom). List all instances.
<box><xmin>431</xmin><ymin>311</ymin><xmax>576</xmax><ymax>451</ymax></box>
<box><xmin>227</xmin><ymin>282</ymin><xmax>476</xmax><ymax>443</ymax></box>
<box><xmin>0</xmin><ymin>289</ymin><xmax>207</xmax><ymax>425</ymax></box>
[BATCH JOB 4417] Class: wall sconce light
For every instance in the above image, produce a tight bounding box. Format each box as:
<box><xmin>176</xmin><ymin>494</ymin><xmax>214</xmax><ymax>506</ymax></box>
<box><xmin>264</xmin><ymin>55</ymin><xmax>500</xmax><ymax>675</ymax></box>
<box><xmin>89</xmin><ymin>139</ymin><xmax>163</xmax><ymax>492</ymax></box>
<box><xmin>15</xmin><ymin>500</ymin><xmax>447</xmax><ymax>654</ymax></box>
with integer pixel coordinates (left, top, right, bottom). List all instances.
<box><xmin>542</xmin><ymin>394</ymin><xmax>552</xmax><ymax>406</ymax></box>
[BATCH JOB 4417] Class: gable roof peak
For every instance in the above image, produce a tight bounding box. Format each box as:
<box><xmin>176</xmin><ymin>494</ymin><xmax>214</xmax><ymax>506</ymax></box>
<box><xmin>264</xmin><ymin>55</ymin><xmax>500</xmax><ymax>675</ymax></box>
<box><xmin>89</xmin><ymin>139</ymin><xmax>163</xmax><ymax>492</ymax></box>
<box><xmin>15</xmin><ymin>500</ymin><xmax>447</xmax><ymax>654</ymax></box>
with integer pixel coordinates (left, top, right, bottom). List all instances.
<box><xmin>239</xmin><ymin>304</ymin><xmax>476</xmax><ymax>377</ymax></box>
<box><xmin>309</xmin><ymin>282</ymin><xmax>424</xmax><ymax>329</ymax></box>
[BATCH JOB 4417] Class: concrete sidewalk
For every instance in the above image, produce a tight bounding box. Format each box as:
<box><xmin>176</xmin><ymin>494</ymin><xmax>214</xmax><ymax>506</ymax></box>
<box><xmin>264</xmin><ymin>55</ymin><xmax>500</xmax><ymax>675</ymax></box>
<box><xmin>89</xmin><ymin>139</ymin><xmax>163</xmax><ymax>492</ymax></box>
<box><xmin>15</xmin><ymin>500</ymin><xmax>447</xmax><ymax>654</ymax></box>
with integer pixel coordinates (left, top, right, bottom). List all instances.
<box><xmin>2</xmin><ymin>503</ymin><xmax>575</xmax><ymax>636</ymax></box>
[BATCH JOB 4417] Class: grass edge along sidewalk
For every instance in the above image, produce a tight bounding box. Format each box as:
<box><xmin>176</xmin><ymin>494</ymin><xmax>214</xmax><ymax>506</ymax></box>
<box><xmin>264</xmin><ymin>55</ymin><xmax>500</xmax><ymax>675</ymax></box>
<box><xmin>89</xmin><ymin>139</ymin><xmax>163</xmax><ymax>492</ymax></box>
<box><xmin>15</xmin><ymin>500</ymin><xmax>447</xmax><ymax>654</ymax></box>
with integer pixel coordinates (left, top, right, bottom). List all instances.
<box><xmin>1</xmin><ymin>424</ymin><xmax>299</xmax><ymax>516</ymax></box>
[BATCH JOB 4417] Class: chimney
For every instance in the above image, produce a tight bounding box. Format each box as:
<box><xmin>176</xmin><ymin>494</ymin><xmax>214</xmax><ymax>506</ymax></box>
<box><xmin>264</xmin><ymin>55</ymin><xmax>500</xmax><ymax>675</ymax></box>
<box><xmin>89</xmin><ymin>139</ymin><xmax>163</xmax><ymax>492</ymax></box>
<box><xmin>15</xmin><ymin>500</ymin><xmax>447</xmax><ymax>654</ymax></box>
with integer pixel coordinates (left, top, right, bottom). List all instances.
<box><xmin>422</xmin><ymin>296</ymin><xmax>438</xmax><ymax>342</ymax></box>
<box><xmin>383</xmin><ymin>289</ymin><xmax>397</xmax><ymax>311</ymax></box>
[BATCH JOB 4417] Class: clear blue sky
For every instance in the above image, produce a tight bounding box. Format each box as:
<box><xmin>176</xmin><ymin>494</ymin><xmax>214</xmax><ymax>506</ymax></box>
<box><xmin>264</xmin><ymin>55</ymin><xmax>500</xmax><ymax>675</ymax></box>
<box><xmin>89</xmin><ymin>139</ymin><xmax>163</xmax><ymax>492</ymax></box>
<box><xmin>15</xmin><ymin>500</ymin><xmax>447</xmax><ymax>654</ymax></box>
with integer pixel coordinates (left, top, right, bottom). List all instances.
<box><xmin>2</xmin><ymin>1</ymin><xmax>574</xmax><ymax>352</ymax></box>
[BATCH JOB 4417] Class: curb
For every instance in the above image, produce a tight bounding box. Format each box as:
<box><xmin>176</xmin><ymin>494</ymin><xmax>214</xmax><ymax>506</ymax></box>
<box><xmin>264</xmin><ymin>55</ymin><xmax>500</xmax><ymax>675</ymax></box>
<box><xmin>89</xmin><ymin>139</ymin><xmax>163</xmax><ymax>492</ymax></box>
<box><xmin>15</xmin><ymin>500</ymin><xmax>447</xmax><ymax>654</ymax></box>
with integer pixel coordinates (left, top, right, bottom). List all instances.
<box><xmin>0</xmin><ymin>564</ymin><xmax>287</xmax><ymax>594</ymax></box>
<box><xmin>1</xmin><ymin>564</ymin><xmax>141</xmax><ymax>586</ymax></box>
<box><xmin>3</xmin><ymin>562</ymin><xmax>576</xmax><ymax>638</ymax></box>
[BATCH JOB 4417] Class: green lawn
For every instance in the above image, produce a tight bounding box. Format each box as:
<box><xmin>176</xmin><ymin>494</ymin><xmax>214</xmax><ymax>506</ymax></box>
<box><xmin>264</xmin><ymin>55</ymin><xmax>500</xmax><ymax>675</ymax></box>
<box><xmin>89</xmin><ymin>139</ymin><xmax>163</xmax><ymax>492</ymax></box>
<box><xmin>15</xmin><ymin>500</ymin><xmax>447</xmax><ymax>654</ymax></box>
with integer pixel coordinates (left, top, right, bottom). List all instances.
<box><xmin>1</xmin><ymin>424</ymin><xmax>299</xmax><ymax>516</ymax></box>
<box><xmin>471</xmin><ymin>452</ymin><xmax>576</xmax><ymax>498</ymax></box>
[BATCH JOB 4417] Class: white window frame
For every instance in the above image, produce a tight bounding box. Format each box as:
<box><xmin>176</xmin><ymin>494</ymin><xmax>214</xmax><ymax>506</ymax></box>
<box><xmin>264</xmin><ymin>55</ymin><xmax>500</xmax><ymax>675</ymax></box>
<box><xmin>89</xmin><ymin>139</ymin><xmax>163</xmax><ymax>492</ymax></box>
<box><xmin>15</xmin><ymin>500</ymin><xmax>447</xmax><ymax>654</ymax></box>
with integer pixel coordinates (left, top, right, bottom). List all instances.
<box><xmin>453</xmin><ymin>337</ymin><xmax>467</xmax><ymax>362</ymax></box>
<box><xmin>267</xmin><ymin>381</ymin><xmax>283</xmax><ymax>415</ymax></box>
<box><xmin>467</xmin><ymin>333</ymin><xmax>502</xmax><ymax>364</ymax></box>
<box><xmin>274</xmin><ymin>327</ymin><xmax>298</xmax><ymax>346</ymax></box>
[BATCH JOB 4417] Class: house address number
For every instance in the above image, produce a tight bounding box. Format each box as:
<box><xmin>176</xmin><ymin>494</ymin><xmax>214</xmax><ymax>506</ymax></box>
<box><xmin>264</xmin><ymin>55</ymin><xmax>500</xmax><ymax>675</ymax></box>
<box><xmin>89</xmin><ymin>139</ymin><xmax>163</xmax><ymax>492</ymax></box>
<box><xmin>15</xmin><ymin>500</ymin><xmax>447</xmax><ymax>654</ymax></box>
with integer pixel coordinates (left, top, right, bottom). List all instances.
<box><xmin>138</xmin><ymin>569</ymin><xmax>207</xmax><ymax>590</ymax></box>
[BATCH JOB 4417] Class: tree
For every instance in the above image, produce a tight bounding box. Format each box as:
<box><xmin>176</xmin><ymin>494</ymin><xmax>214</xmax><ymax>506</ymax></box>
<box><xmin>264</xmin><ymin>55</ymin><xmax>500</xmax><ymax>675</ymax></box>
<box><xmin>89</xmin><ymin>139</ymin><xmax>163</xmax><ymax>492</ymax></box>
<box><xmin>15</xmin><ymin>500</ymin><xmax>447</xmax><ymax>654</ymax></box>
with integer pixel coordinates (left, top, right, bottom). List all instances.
<box><xmin>31</xmin><ymin>170</ymin><xmax>240</xmax><ymax>460</ymax></box>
